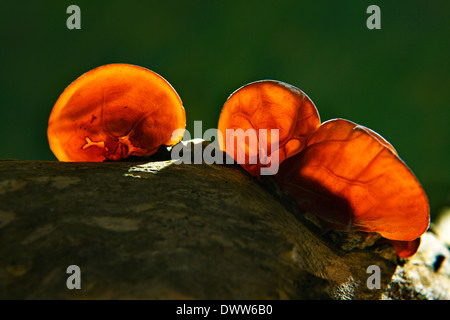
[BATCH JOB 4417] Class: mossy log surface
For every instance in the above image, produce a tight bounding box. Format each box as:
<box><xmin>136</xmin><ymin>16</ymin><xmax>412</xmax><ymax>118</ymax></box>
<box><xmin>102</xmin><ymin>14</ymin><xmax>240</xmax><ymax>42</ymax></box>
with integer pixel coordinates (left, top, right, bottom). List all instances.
<box><xmin>0</xmin><ymin>143</ymin><xmax>448</xmax><ymax>299</ymax></box>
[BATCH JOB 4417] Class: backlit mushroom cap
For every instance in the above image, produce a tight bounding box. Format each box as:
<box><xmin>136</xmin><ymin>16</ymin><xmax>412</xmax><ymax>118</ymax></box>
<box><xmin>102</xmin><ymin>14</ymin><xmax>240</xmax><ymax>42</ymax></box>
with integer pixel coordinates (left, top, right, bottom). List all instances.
<box><xmin>218</xmin><ymin>80</ymin><xmax>320</xmax><ymax>176</ymax></box>
<box><xmin>385</xmin><ymin>238</ymin><xmax>421</xmax><ymax>259</ymax></box>
<box><xmin>48</xmin><ymin>63</ymin><xmax>186</xmax><ymax>161</ymax></box>
<box><xmin>277</xmin><ymin>119</ymin><xmax>430</xmax><ymax>256</ymax></box>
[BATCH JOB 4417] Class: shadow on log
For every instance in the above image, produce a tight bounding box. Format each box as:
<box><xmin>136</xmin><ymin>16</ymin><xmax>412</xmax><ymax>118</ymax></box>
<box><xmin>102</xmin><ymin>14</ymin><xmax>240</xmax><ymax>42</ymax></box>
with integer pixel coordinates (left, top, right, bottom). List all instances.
<box><xmin>0</xmin><ymin>141</ymin><xmax>447</xmax><ymax>299</ymax></box>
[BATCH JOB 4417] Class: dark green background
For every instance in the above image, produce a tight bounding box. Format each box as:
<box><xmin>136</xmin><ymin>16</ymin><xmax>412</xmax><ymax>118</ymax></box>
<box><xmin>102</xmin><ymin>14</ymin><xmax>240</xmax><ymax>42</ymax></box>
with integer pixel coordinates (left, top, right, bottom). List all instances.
<box><xmin>0</xmin><ymin>1</ymin><xmax>448</xmax><ymax>217</ymax></box>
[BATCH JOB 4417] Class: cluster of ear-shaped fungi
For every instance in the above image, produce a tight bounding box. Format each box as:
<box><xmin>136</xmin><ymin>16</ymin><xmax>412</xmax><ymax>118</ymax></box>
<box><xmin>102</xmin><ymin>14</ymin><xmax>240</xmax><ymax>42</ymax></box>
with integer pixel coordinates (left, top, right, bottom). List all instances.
<box><xmin>217</xmin><ymin>80</ymin><xmax>430</xmax><ymax>258</ymax></box>
<box><xmin>47</xmin><ymin>64</ymin><xmax>430</xmax><ymax>258</ymax></box>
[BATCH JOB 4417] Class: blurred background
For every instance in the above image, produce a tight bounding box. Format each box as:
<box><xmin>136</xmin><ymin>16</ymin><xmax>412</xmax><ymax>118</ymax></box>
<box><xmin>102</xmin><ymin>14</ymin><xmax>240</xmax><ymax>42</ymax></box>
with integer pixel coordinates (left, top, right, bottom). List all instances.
<box><xmin>0</xmin><ymin>1</ymin><xmax>448</xmax><ymax>219</ymax></box>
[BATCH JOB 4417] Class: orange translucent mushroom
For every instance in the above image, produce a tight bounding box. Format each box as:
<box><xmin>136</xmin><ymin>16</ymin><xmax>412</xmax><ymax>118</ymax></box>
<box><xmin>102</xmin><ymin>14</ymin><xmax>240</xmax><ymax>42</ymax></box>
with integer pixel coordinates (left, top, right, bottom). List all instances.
<box><xmin>277</xmin><ymin>119</ymin><xmax>430</xmax><ymax>257</ymax></box>
<box><xmin>384</xmin><ymin>238</ymin><xmax>421</xmax><ymax>259</ymax></box>
<box><xmin>217</xmin><ymin>80</ymin><xmax>320</xmax><ymax>176</ymax></box>
<box><xmin>48</xmin><ymin>63</ymin><xmax>186</xmax><ymax>161</ymax></box>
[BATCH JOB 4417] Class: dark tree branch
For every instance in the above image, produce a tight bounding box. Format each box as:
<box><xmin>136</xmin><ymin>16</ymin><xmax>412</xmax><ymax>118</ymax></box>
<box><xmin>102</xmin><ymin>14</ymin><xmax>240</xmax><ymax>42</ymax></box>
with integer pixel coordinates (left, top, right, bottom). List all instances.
<box><xmin>0</xmin><ymin>141</ymin><xmax>448</xmax><ymax>299</ymax></box>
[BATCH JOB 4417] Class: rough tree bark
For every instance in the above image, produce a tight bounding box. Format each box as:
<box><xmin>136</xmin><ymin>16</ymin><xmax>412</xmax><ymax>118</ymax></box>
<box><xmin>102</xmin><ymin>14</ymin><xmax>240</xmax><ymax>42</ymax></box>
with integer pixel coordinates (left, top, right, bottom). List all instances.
<box><xmin>0</xmin><ymin>141</ymin><xmax>449</xmax><ymax>299</ymax></box>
